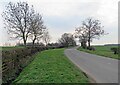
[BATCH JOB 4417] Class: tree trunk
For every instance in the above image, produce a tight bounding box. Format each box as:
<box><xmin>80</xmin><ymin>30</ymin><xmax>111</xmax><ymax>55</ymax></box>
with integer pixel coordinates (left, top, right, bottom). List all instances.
<box><xmin>23</xmin><ymin>33</ymin><xmax>27</xmax><ymax>46</ymax></box>
<box><xmin>88</xmin><ymin>40</ymin><xmax>90</xmax><ymax>47</ymax></box>
<box><xmin>32</xmin><ymin>39</ymin><xmax>36</xmax><ymax>46</ymax></box>
<box><xmin>23</xmin><ymin>39</ymin><xmax>26</xmax><ymax>46</ymax></box>
<box><xmin>32</xmin><ymin>37</ymin><xmax>36</xmax><ymax>47</ymax></box>
<box><xmin>88</xmin><ymin>28</ymin><xmax>91</xmax><ymax>48</ymax></box>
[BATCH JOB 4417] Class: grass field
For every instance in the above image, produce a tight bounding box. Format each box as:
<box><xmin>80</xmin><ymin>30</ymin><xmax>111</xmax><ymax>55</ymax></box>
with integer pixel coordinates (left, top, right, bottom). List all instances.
<box><xmin>13</xmin><ymin>48</ymin><xmax>89</xmax><ymax>83</ymax></box>
<box><xmin>1</xmin><ymin>46</ymin><xmax>24</xmax><ymax>51</ymax></box>
<box><xmin>77</xmin><ymin>46</ymin><xmax>119</xmax><ymax>59</ymax></box>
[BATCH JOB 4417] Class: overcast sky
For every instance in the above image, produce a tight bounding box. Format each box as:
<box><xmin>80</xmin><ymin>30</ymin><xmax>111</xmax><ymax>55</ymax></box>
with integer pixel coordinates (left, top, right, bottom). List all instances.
<box><xmin>0</xmin><ymin>0</ymin><xmax>118</xmax><ymax>46</ymax></box>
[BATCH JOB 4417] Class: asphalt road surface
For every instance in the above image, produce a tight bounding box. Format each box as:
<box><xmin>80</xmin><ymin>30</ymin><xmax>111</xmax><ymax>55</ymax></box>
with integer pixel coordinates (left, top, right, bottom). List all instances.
<box><xmin>64</xmin><ymin>47</ymin><xmax>118</xmax><ymax>83</ymax></box>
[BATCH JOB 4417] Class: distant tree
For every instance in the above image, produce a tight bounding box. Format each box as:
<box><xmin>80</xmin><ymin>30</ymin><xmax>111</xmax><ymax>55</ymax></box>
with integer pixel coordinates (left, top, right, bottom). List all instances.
<box><xmin>38</xmin><ymin>42</ymin><xmax>45</xmax><ymax>46</ymax></box>
<box><xmin>47</xmin><ymin>42</ymin><xmax>60</xmax><ymax>47</ymax></box>
<box><xmin>42</xmin><ymin>29</ymin><xmax>51</xmax><ymax>46</ymax></box>
<box><xmin>16</xmin><ymin>42</ymin><xmax>24</xmax><ymax>46</ymax></box>
<box><xmin>75</xmin><ymin>27</ymin><xmax>88</xmax><ymax>48</ymax></box>
<box><xmin>29</xmin><ymin>13</ymin><xmax>46</xmax><ymax>45</ymax></box>
<box><xmin>75</xmin><ymin>18</ymin><xmax>106</xmax><ymax>48</ymax></box>
<box><xmin>59</xmin><ymin>33</ymin><xmax>76</xmax><ymax>47</ymax></box>
<box><xmin>26</xmin><ymin>42</ymin><xmax>45</xmax><ymax>46</ymax></box>
<box><xmin>2</xmin><ymin>2</ymin><xmax>35</xmax><ymax>46</ymax></box>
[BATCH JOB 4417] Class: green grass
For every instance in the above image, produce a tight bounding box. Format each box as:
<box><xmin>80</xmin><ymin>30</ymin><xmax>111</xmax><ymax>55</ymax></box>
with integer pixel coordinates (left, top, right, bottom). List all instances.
<box><xmin>13</xmin><ymin>48</ymin><xmax>89</xmax><ymax>83</ymax></box>
<box><xmin>1</xmin><ymin>46</ymin><xmax>24</xmax><ymax>51</ymax></box>
<box><xmin>77</xmin><ymin>46</ymin><xmax>119</xmax><ymax>59</ymax></box>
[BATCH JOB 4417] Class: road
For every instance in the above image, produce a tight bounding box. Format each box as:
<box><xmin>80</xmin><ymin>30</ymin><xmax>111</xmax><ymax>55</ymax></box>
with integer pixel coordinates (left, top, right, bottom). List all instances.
<box><xmin>64</xmin><ymin>47</ymin><xmax>118</xmax><ymax>83</ymax></box>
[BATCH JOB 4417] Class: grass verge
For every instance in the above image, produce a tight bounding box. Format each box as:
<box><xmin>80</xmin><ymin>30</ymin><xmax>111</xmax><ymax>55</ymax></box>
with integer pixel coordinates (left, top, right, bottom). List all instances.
<box><xmin>13</xmin><ymin>48</ymin><xmax>89</xmax><ymax>83</ymax></box>
<box><xmin>77</xmin><ymin>46</ymin><xmax>119</xmax><ymax>59</ymax></box>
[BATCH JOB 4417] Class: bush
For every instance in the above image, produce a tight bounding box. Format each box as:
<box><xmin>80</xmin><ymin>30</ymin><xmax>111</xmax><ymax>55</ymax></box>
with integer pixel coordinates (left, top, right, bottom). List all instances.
<box><xmin>81</xmin><ymin>41</ymin><xmax>87</xmax><ymax>49</ymax></box>
<box><xmin>87</xmin><ymin>46</ymin><xmax>96</xmax><ymax>51</ymax></box>
<box><xmin>111</xmin><ymin>47</ymin><xmax>118</xmax><ymax>54</ymax></box>
<box><xmin>58</xmin><ymin>45</ymin><xmax>65</xmax><ymax>48</ymax></box>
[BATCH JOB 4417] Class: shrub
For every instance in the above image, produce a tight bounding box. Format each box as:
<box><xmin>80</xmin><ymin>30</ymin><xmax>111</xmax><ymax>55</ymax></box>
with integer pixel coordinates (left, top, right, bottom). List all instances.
<box><xmin>58</xmin><ymin>45</ymin><xmax>65</xmax><ymax>48</ymax></box>
<box><xmin>81</xmin><ymin>41</ymin><xmax>87</xmax><ymax>49</ymax></box>
<box><xmin>87</xmin><ymin>46</ymin><xmax>95</xmax><ymax>51</ymax></box>
<box><xmin>111</xmin><ymin>47</ymin><xmax>118</xmax><ymax>54</ymax></box>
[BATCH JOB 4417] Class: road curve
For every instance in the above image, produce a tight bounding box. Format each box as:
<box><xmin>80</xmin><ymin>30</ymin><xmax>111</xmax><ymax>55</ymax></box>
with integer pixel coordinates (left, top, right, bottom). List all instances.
<box><xmin>64</xmin><ymin>47</ymin><xmax>118</xmax><ymax>83</ymax></box>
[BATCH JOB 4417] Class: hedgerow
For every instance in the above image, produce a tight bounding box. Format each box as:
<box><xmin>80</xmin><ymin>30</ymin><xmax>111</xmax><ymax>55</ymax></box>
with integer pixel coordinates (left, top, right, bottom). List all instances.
<box><xmin>2</xmin><ymin>46</ymin><xmax>62</xmax><ymax>84</ymax></box>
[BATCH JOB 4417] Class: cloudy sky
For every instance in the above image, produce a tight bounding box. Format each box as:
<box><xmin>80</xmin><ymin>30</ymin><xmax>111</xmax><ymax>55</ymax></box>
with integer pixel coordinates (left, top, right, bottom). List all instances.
<box><xmin>0</xmin><ymin>0</ymin><xmax>118</xmax><ymax>45</ymax></box>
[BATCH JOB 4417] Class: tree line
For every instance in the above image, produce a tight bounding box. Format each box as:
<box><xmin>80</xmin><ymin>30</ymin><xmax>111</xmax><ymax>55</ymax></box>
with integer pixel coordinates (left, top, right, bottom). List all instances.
<box><xmin>2</xmin><ymin>2</ymin><xmax>107</xmax><ymax>49</ymax></box>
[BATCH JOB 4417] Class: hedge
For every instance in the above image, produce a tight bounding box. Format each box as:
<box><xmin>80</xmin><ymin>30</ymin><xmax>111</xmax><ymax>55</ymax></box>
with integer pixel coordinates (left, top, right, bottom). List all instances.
<box><xmin>2</xmin><ymin>46</ymin><xmax>59</xmax><ymax>84</ymax></box>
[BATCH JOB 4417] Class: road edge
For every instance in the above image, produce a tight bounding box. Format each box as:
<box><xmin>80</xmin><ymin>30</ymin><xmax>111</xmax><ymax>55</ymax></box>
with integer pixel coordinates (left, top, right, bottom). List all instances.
<box><xmin>64</xmin><ymin>48</ymin><xmax>96</xmax><ymax>83</ymax></box>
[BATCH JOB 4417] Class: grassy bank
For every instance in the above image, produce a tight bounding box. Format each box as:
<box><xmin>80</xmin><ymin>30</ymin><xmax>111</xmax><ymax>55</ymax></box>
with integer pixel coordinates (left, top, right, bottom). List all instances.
<box><xmin>13</xmin><ymin>48</ymin><xmax>89</xmax><ymax>83</ymax></box>
<box><xmin>77</xmin><ymin>46</ymin><xmax>119</xmax><ymax>59</ymax></box>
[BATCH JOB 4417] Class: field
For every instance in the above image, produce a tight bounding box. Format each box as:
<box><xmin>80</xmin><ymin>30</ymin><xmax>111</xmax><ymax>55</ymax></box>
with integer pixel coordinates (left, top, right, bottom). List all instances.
<box><xmin>13</xmin><ymin>48</ymin><xmax>89</xmax><ymax>83</ymax></box>
<box><xmin>77</xmin><ymin>46</ymin><xmax>119</xmax><ymax>59</ymax></box>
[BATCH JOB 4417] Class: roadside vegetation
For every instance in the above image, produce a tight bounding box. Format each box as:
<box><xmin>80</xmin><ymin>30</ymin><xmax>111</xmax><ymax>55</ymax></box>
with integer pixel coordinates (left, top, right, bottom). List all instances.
<box><xmin>2</xmin><ymin>45</ymin><xmax>70</xmax><ymax>84</ymax></box>
<box><xmin>2</xmin><ymin>46</ymin><xmax>51</xmax><ymax>83</ymax></box>
<box><xmin>13</xmin><ymin>48</ymin><xmax>89</xmax><ymax>83</ymax></box>
<box><xmin>78</xmin><ymin>46</ymin><xmax>119</xmax><ymax>59</ymax></box>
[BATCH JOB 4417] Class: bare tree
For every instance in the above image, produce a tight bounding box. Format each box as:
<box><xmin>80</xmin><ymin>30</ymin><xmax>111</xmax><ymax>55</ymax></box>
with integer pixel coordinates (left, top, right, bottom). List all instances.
<box><xmin>59</xmin><ymin>33</ymin><xmax>76</xmax><ymax>47</ymax></box>
<box><xmin>75</xmin><ymin>18</ymin><xmax>106</xmax><ymax>48</ymax></box>
<box><xmin>75</xmin><ymin>27</ymin><xmax>88</xmax><ymax>48</ymax></box>
<box><xmin>29</xmin><ymin>13</ymin><xmax>46</xmax><ymax>45</ymax></box>
<box><xmin>42</xmin><ymin>29</ymin><xmax>51</xmax><ymax>46</ymax></box>
<box><xmin>2</xmin><ymin>2</ymin><xmax>35</xmax><ymax>46</ymax></box>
